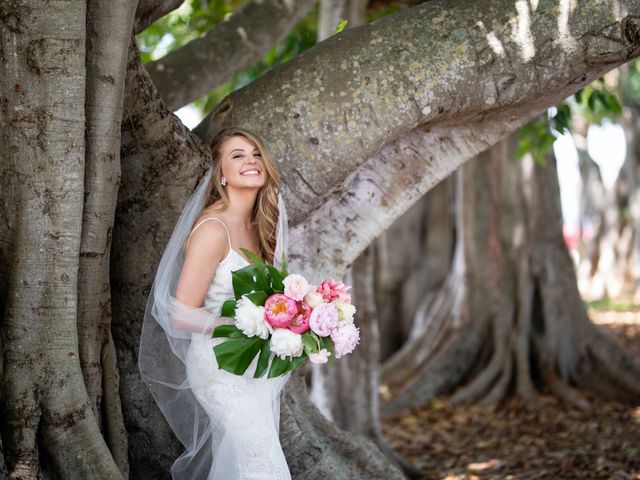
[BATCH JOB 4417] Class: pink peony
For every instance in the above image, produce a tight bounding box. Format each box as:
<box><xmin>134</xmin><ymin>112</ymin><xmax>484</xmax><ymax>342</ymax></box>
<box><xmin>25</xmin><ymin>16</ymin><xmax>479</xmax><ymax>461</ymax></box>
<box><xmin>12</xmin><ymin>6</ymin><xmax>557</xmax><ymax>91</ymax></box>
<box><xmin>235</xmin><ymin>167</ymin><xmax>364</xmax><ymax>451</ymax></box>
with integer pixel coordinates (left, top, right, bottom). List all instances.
<box><xmin>264</xmin><ymin>294</ymin><xmax>297</xmax><ymax>328</ymax></box>
<box><xmin>288</xmin><ymin>301</ymin><xmax>311</xmax><ymax>334</ymax></box>
<box><xmin>283</xmin><ymin>273</ymin><xmax>310</xmax><ymax>301</ymax></box>
<box><xmin>309</xmin><ymin>302</ymin><xmax>338</xmax><ymax>337</ymax></box>
<box><xmin>330</xmin><ymin>323</ymin><xmax>360</xmax><ymax>358</ymax></box>
<box><xmin>317</xmin><ymin>279</ymin><xmax>352</xmax><ymax>303</ymax></box>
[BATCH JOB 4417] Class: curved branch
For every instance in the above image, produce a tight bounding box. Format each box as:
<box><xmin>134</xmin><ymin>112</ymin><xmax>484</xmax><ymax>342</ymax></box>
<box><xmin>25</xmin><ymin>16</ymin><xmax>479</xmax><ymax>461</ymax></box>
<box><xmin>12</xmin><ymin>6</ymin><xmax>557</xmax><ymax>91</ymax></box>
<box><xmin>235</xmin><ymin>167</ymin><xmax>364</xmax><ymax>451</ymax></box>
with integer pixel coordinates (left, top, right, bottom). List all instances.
<box><xmin>191</xmin><ymin>0</ymin><xmax>640</xmax><ymax>277</ymax></box>
<box><xmin>148</xmin><ymin>0</ymin><xmax>316</xmax><ymax>110</ymax></box>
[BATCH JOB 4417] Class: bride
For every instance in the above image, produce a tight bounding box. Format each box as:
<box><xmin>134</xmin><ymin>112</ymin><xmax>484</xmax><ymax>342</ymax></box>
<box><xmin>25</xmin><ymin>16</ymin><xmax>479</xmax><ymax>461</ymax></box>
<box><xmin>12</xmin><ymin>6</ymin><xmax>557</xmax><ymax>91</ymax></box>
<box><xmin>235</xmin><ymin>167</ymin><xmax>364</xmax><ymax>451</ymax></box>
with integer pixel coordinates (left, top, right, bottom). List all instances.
<box><xmin>138</xmin><ymin>127</ymin><xmax>291</xmax><ymax>479</ymax></box>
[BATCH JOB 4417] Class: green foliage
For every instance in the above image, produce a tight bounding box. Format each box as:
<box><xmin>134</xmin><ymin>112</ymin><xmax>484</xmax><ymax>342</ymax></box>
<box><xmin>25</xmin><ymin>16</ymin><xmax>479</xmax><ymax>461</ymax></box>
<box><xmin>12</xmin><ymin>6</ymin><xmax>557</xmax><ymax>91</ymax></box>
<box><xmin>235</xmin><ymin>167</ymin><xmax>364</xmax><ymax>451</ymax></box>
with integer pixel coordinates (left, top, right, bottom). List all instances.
<box><xmin>574</xmin><ymin>77</ymin><xmax>622</xmax><ymax>125</ymax></box>
<box><xmin>212</xmin><ymin>331</ymin><xmax>266</xmax><ymax>375</ymax></box>
<box><xmin>335</xmin><ymin>19</ymin><xmax>348</xmax><ymax>33</ymax></box>
<box><xmin>517</xmin><ymin>76</ymin><xmax>623</xmax><ymax>164</ymax></box>
<box><xmin>516</xmin><ymin>115</ymin><xmax>555</xmax><ymax>165</ymax></box>
<box><xmin>136</xmin><ymin>0</ymin><xmax>241</xmax><ymax>64</ymax></box>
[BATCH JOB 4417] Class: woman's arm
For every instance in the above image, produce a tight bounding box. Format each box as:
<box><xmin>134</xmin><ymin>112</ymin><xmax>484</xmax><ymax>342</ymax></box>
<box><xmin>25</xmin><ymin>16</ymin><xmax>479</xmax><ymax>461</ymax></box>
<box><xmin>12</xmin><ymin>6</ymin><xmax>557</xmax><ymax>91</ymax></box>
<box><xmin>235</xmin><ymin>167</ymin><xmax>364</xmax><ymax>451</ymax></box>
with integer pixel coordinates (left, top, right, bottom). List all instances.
<box><xmin>172</xmin><ymin>221</ymin><xmax>229</xmax><ymax>334</ymax></box>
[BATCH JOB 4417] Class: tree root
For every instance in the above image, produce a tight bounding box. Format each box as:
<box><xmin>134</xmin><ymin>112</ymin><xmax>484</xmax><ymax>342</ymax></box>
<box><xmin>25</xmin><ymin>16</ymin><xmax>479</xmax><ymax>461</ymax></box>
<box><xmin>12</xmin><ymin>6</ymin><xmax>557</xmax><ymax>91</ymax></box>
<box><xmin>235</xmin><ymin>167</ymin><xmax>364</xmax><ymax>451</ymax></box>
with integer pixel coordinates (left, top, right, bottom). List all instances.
<box><xmin>281</xmin><ymin>371</ymin><xmax>406</xmax><ymax>480</ymax></box>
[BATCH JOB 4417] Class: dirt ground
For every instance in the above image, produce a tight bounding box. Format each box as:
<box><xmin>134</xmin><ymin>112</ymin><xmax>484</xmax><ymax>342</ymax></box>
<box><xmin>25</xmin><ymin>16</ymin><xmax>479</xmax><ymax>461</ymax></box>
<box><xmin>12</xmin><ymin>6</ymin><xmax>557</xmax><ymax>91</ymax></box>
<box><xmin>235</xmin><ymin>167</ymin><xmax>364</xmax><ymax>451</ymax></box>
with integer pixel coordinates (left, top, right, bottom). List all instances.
<box><xmin>381</xmin><ymin>309</ymin><xmax>640</xmax><ymax>480</ymax></box>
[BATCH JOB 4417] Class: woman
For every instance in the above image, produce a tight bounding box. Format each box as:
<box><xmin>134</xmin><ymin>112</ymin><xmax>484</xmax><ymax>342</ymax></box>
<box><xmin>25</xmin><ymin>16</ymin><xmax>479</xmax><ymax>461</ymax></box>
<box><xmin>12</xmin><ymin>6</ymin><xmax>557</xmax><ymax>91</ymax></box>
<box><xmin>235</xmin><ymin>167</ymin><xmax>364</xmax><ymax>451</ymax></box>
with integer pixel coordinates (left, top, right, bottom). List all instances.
<box><xmin>139</xmin><ymin>127</ymin><xmax>291</xmax><ymax>479</ymax></box>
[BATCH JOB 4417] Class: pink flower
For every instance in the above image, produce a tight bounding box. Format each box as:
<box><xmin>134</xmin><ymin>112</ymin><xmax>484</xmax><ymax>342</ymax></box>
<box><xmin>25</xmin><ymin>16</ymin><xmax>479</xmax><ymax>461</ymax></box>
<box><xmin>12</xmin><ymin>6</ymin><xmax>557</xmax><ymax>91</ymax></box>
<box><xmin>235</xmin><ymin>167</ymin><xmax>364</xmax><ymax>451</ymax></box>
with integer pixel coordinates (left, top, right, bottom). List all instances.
<box><xmin>264</xmin><ymin>294</ymin><xmax>297</xmax><ymax>328</ymax></box>
<box><xmin>309</xmin><ymin>302</ymin><xmax>338</xmax><ymax>337</ymax></box>
<box><xmin>303</xmin><ymin>287</ymin><xmax>323</xmax><ymax>308</ymax></box>
<box><xmin>330</xmin><ymin>323</ymin><xmax>360</xmax><ymax>358</ymax></box>
<box><xmin>283</xmin><ymin>273</ymin><xmax>310</xmax><ymax>301</ymax></box>
<box><xmin>308</xmin><ymin>348</ymin><xmax>331</xmax><ymax>364</ymax></box>
<box><xmin>317</xmin><ymin>279</ymin><xmax>352</xmax><ymax>303</ymax></box>
<box><xmin>288</xmin><ymin>301</ymin><xmax>311</xmax><ymax>334</ymax></box>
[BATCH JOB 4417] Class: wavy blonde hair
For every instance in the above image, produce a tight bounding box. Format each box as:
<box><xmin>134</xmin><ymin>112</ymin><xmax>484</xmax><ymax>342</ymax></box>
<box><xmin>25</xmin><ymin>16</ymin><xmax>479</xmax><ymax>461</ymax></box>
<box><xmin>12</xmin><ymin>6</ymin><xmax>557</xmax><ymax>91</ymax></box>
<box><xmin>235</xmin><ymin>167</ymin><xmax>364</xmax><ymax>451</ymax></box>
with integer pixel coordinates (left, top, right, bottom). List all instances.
<box><xmin>199</xmin><ymin>126</ymin><xmax>280</xmax><ymax>265</ymax></box>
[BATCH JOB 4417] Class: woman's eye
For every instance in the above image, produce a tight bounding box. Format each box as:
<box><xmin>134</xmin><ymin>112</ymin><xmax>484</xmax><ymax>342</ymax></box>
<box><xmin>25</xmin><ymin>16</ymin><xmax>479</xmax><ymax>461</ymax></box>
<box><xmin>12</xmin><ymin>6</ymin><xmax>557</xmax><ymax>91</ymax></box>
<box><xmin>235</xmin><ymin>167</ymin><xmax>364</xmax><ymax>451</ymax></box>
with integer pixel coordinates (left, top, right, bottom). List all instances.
<box><xmin>233</xmin><ymin>155</ymin><xmax>242</xmax><ymax>159</ymax></box>
<box><xmin>254</xmin><ymin>153</ymin><xmax>262</xmax><ymax>157</ymax></box>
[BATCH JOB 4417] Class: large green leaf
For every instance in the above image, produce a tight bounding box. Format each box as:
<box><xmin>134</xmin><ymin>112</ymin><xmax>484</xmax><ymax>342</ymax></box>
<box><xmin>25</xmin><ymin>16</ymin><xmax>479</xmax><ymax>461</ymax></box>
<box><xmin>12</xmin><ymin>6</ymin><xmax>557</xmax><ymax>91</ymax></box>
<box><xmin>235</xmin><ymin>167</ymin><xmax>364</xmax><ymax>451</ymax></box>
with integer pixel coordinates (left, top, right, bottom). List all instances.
<box><xmin>213</xmin><ymin>337</ymin><xmax>266</xmax><ymax>375</ymax></box>
<box><xmin>220</xmin><ymin>300</ymin><xmax>237</xmax><ymax>317</ymax></box>
<box><xmin>267</xmin><ymin>354</ymin><xmax>307</xmax><ymax>378</ymax></box>
<box><xmin>239</xmin><ymin>247</ymin><xmax>265</xmax><ymax>264</ymax></box>
<box><xmin>231</xmin><ymin>264</ymin><xmax>272</xmax><ymax>298</ymax></box>
<box><xmin>212</xmin><ymin>324</ymin><xmax>244</xmax><ymax>338</ymax></box>
<box><xmin>254</xmin><ymin>341</ymin><xmax>271</xmax><ymax>378</ymax></box>
<box><xmin>265</xmin><ymin>265</ymin><xmax>285</xmax><ymax>292</ymax></box>
<box><xmin>245</xmin><ymin>291</ymin><xmax>268</xmax><ymax>306</ymax></box>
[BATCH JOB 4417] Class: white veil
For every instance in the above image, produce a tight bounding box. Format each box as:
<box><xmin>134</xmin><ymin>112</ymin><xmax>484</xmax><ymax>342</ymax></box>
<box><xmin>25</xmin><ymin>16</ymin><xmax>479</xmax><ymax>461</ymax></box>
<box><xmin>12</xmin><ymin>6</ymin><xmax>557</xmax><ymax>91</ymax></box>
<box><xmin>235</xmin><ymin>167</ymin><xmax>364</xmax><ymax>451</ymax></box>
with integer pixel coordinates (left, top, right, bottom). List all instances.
<box><xmin>138</xmin><ymin>167</ymin><xmax>289</xmax><ymax>478</ymax></box>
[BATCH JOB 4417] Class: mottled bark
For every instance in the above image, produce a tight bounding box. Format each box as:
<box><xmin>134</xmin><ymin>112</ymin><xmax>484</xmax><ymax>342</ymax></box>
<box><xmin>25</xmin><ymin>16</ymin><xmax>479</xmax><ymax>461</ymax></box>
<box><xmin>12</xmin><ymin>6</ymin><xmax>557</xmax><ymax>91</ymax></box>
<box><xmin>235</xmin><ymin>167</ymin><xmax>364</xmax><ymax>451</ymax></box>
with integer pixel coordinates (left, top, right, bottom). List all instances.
<box><xmin>0</xmin><ymin>1</ymin><xmax>121</xmax><ymax>478</ymax></box>
<box><xmin>193</xmin><ymin>0</ymin><xmax>640</xmax><ymax>280</ymax></box>
<box><xmin>148</xmin><ymin>0</ymin><xmax>316</xmax><ymax>111</ymax></box>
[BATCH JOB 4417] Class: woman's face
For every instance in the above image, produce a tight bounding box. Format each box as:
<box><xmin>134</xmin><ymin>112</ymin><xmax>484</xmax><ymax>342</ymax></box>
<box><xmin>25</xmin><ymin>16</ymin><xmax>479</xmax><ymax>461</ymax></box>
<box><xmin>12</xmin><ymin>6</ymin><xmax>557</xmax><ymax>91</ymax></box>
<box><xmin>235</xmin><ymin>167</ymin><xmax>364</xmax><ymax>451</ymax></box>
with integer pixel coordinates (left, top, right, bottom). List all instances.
<box><xmin>219</xmin><ymin>135</ymin><xmax>267</xmax><ymax>190</ymax></box>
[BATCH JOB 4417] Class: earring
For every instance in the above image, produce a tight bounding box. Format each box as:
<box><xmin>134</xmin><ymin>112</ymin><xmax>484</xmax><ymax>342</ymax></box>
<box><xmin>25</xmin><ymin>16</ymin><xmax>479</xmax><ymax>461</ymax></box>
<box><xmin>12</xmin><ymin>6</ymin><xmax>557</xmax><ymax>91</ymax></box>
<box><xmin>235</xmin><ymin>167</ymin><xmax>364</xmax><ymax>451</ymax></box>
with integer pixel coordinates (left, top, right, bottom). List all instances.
<box><xmin>220</xmin><ymin>176</ymin><xmax>227</xmax><ymax>186</ymax></box>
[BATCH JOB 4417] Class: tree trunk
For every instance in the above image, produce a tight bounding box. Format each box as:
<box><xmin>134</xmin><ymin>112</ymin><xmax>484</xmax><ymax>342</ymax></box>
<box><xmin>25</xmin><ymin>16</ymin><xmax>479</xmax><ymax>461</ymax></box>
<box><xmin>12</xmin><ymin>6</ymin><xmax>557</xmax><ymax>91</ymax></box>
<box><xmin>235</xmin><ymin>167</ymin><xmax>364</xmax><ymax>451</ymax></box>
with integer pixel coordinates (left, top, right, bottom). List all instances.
<box><xmin>382</xmin><ymin>134</ymin><xmax>640</xmax><ymax>418</ymax></box>
<box><xmin>579</xmin><ymin>103</ymin><xmax>640</xmax><ymax>302</ymax></box>
<box><xmin>0</xmin><ymin>1</ymin><xmax>123</xmax><ymax>477</ymax></box>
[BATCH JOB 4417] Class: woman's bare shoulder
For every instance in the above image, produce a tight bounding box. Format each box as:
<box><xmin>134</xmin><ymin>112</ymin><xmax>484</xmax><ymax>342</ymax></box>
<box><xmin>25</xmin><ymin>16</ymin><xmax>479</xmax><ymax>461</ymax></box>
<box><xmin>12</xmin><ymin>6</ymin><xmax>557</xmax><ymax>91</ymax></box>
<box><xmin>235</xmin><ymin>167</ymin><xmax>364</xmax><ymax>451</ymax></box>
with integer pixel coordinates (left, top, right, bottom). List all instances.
<box><xmin>185</xmin><ymin>217</ymin><xmax>229</xmax><ymax>262</ymax></box>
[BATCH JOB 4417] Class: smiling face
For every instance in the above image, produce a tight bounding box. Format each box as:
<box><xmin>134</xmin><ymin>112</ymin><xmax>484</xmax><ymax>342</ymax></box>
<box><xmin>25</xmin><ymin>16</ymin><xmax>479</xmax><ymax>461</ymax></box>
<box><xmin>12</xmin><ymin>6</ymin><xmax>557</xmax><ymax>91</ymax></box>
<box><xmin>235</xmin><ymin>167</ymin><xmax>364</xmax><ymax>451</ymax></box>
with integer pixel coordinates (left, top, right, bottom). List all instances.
<box><xmin>219</xmin><ymin>135</ymin><xmax>267</xmax><ymax>190</ymax></box>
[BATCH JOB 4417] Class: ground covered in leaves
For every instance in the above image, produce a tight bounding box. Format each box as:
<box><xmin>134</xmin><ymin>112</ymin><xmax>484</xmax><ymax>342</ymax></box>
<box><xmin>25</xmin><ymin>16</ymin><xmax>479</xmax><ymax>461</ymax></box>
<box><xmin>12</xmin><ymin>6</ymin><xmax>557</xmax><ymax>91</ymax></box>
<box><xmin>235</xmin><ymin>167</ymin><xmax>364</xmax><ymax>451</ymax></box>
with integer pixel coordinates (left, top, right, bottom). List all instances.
<box><xmin>382</xmin><ymin>309</ymin><xmax>640</xmax><ymax>480</ymax></box>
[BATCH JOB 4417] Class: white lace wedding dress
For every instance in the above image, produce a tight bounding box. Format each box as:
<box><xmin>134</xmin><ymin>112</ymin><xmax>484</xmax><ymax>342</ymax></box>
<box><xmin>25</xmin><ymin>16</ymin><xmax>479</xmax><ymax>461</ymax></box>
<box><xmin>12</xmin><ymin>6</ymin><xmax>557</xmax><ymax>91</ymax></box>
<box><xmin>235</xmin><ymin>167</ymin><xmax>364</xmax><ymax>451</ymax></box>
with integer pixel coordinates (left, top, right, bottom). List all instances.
<box><xmin>184</xmin><ymin>218</ymin><xmax>291</xmax><ymax>480</ymax></box>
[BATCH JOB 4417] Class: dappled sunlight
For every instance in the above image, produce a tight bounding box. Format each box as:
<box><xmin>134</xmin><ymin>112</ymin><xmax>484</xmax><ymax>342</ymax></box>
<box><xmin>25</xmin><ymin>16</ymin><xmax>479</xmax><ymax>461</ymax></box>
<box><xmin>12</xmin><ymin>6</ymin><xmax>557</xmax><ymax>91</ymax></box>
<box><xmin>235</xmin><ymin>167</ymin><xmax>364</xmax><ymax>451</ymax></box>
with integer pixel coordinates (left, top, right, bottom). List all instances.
<box><xmin>513</xmin><ymin>0</ymin><xmax>536</xmax><ymax>61</ymax></box>
<box><xmin>485</xmin><ymin>31</ymin><xmax>506</xmax><ymax>57</ymax></box>
<box><xmin>557</xmin><ymin>0</ymin><xmax>578</xmax><ymax>51</ymax></box>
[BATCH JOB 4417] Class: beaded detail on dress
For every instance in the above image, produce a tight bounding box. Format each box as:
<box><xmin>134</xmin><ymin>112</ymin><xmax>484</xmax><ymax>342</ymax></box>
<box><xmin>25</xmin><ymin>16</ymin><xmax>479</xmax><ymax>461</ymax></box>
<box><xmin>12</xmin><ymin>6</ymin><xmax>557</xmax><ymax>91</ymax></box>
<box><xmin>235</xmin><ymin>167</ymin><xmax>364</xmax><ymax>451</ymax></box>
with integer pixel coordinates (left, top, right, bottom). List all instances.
<box><xmin>185</xmin><ymin>236</ymin><xmax>290</xmax><ymax>480</ymax></box>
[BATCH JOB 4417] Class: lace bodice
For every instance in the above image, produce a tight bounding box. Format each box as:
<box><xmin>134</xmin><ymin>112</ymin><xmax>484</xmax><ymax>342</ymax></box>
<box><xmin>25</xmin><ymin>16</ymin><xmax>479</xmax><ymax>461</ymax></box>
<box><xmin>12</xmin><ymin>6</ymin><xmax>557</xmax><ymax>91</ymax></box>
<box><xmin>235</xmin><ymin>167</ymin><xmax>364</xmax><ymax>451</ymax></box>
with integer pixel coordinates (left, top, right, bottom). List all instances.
<box><xmin>204</xmin><ymin>248</ymin><xmax>250</xmax><ymax>315</ymax></box>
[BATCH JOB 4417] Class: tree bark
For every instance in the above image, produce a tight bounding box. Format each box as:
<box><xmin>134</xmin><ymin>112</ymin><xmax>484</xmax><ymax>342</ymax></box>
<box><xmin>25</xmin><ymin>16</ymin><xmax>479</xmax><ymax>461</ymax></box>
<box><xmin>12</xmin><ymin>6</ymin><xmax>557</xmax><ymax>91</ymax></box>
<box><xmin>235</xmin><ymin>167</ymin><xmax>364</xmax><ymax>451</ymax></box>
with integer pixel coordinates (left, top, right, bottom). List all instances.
<box><xmin>193</xmin><ymin>0</ymin><xmax>640</xmax><ymax>280</ymax></box>
<box><xmin>0</xmin><ymin>1</ymin><xmax>122</xmax><ymax>477</ymax></box>
<box><xmin>318</xmin><ymin>0</ymin><xmax>368</xmax><ymax>41</ymax></box>
<box><xmin>81</xmin><ymin>1</ymin><xmax>137</xmax><ymax>476</ymax></box>
<box><xmin>147</xmin><ymin>0</ymin><xmax>316</xmax><ymax>111</ymax></box>
<box><xmin>382</xmin><ymin>134</ymin><xmax>640</xmax><ymax>418</ymax></box>
<box><xmin>579</xmin><ymin>102</ymin><xmax>640</xmax><ymax>302</ymax></box>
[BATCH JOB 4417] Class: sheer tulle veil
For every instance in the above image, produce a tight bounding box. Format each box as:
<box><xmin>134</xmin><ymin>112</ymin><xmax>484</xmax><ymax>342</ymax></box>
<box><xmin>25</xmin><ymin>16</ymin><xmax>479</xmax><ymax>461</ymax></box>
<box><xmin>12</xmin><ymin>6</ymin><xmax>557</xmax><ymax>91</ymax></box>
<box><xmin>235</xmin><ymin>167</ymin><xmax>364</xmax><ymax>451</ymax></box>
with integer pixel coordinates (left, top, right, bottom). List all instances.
<box><xmin>138</xmin><ymin>167</ymin><xmax>290</xmax><ymax>478</ymax></box>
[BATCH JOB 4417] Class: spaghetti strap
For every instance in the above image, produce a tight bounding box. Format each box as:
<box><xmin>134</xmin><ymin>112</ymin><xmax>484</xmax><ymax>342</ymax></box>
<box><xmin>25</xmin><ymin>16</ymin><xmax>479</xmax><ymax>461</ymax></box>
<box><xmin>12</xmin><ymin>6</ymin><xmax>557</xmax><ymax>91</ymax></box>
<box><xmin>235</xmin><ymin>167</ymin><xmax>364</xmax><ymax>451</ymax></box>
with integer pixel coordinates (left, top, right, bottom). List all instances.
<box><xmin>186</xmin><ymin>217</ymin><xmax>232</xmax><ymax>250</ymax></box>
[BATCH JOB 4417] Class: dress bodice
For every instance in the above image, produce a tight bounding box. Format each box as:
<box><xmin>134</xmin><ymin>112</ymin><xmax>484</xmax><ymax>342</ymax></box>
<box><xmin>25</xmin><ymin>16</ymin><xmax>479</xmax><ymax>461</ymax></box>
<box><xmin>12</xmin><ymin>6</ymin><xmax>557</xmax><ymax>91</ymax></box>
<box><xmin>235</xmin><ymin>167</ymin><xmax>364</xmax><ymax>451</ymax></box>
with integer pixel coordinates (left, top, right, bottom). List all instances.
<box><xmin>203</xmin><ymin>248</ymin><xmax>249</xmax><ymax>315</ymax></box>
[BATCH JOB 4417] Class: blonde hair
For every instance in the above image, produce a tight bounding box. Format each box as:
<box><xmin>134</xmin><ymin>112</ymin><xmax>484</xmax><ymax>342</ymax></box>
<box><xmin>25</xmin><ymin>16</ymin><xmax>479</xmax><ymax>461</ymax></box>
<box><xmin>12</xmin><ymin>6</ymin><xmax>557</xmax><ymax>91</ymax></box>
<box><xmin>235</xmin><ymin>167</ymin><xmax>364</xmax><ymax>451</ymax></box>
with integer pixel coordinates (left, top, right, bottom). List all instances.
<box><xmin>199</xmin><ymin>127</ymin><xmax>280</xmax><ymax>264</ymax></box>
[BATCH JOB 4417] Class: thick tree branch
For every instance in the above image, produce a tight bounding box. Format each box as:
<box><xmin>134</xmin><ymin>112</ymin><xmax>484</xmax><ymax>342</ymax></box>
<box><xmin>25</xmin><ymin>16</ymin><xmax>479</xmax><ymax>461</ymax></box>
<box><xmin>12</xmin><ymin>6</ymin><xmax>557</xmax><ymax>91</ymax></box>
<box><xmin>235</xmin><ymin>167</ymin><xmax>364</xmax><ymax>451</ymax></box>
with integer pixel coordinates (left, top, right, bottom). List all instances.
<box><xmin>148</xmin><ymin>0</ymin><xmax>316</xmax><ymax>111</ymax></box>
<box><xmin>193</xmin><ymin>0</ymin><xmax>640</xmax><ymax>279</ymax></box>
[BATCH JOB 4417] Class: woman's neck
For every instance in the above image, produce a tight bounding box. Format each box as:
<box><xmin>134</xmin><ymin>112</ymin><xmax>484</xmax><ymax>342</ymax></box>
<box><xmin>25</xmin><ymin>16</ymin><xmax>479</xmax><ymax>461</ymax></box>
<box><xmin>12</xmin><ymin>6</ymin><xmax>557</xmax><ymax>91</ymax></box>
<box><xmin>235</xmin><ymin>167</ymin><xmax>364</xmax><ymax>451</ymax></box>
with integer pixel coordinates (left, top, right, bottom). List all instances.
<box><xmin>224</xmin><ymin>188</ymin><xmax>258</xmax><ymax>227</ymax></box>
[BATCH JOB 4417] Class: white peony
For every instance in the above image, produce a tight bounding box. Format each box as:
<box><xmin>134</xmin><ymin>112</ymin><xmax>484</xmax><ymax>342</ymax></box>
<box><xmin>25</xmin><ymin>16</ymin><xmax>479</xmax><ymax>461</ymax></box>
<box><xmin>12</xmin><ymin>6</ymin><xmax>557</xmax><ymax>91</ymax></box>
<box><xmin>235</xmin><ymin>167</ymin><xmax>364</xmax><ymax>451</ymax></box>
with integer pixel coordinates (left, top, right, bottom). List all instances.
<box><xmin>308</xmin><ymin>348</ymin><xmax>331</xmax><ymax>364</ymax></box>
<box><xmin>283</xmin><ymin>273</ymin><xmax>310</xmax><ymax>301</ymax></box>
<box><xmin>269</xmin><ymin>328</ymin><xmax>303</xmax><ymax>359</ymax></box>
<box><xmin>234</xmin><ymin>296</ymin><xmax>272</xmax><ymax>339</ymax></box>
<box><xmin>333</xmin><ymin>299</ymin><xmax>356</xmax><ymax>324</ymax></box>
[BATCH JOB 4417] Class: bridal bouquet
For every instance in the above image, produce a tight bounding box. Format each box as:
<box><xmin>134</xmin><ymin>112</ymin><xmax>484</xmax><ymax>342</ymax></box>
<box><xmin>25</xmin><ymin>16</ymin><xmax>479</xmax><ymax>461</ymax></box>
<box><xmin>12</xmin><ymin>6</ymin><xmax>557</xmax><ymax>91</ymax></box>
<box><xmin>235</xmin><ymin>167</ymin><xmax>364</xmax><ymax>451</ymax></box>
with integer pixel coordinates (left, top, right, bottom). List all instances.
<box><xmin>212</xmin><ymin>251</ymin><xmax>360</xmax><ymax>378</ymax></box>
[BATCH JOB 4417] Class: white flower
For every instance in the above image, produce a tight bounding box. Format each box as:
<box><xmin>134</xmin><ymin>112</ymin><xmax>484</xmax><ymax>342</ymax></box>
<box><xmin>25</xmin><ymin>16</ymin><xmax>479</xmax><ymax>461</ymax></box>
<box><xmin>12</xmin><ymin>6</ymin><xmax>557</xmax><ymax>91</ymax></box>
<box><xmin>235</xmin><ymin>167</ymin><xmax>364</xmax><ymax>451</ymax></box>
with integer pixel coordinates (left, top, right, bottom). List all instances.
<box><xmin>269</xmin><ymin>328</ymin><xmax>303</xmax><ymax>359</ymax></box>
<box><xmin>303</xmin><ymin>286</ymin><xmax>323</xmax><ymax>308</ymax></box>
<box><xmin>283</xmin><ymin>273</ymin><xmax>310</xmax><ymax>301</ymax></box>
<box><xmin>333</xmin><ymin>299</ymin><xmax>356</xmax><ymax>324</ymax></box>
<box><xmin>308</xmin><ymin>348</ymin><xmax>331</xmax><ymax>364</ymax></box>
<box><xmin>234</xmin><ymin>296</ymin><xmax>272</xmax><ymax>339</ymax></box>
